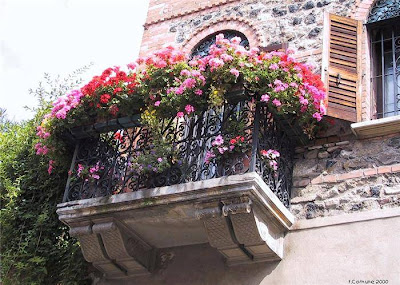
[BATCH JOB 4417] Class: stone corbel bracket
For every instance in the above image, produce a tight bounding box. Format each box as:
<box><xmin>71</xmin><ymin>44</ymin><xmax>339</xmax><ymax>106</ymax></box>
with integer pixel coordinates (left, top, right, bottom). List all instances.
<box><xmin>69</xmin><ymin>219</ymin><xmax>155</xmax><ymax>279</ymax></box>
<box><xmin>196</xmin><ymin>196</ymin><xmax>285</xmax><ymax>265</ymax></box>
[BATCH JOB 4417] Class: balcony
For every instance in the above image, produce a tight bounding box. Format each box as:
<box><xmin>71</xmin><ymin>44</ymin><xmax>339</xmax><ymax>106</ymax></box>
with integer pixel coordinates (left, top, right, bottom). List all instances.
<box><xmin>57</xmin><ymin>96</ymin><xmax>296</xmax><ymax>279</ymax></box>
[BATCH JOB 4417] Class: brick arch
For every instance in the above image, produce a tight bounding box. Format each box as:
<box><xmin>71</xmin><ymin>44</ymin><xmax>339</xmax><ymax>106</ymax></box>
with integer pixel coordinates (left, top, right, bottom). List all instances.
<box><xmin>351</xmin><ymin>0</ymin><xmax>382</xmax><ymax>21</ymax></box>
<box><xmin>182</xmin><ymin>16</ymin><xmax>263</xmax><ymax>55</ymax></box>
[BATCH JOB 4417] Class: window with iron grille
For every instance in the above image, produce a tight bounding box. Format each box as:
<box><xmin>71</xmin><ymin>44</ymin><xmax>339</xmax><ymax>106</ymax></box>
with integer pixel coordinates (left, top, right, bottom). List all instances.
<box><xmin>368</xmin><ymin>0</ymin><xmax>400</xmax><ymax>118</ymax></box>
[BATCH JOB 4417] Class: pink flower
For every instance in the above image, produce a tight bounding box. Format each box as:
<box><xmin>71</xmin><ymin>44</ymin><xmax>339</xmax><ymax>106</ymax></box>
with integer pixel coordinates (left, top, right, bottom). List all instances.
<box><xmin>48</xmin><ymin>160</ymin><xmax>54</xmax><ymax>175</ymax></box>
<box><xmin>185</xmin><ymin>104</ymin><xmax>195</xmax><ymax>114</ymax></box>
<box><xmin>319</xmin><ymin>103</ymin><xmax>327</xmax><ymax>115</ymax></box>
<box><xmin>195</xmin><ymin>89</ymin><xmax>203</xmax><ymax>96</ymax></box>
<box><xmin>212</xmin><ymin>135</ymin><xmax>224</xmax><ymax>146</ymax></box>
<box><xmin>209</xmin><ymin>58</ymin><xmax>224</xmax><ymax>69</ymax></box>
<box><xmin>272</xmin><ymin>99</ymin><xmax>281</xmax><ymax>107</ymax></box>
<box><xmin>261</xmin><ymin>94</ymin><xmax>270</xmax><ymax>102</ymax></box>
<box><xmin>91</xmin><ymin>174</ymin><xmax>100</xmax><ymax>180</ymax></box>
<box><xmin>218</xmin><ymin>147</ymin><xmax>228</xmax><ymax>154</ymax></box>
<box><xmin>180</xmin><ymin>69</ymin><xmax>191</xmax><ymax>76</ymax></box>
<box><xmin>127</xmin><ymin>62</ymin><xmax>136</xmax><ymax>70</ymax></box>
<box><xmin>157</xmin><ymin>157</ymin><xmax>163</xmax><ymax>162</ymax></box>
<box><xmin>175</xmin><ymin>86</ymin><xmax>184</xmax><ymax>95</ymax></box>
<box><xmin>205</xmin><ymin>151</ymin><xmax>215</xmax><ymax>164</ymax></box>
<box><xmin>313</xmin><ymin>112</ymin><xmax>322</xmax><ymax>121</ymax></box>
<box><xmin>221</xmin><ymin>54</ymin><xmax>233</xmax><ymax>62</ymax></box>
<box><xmin>176</xmin><ymin>112</ymin><xmax>184</xmax><ymax>118</ymax></box>
<box><xmin>230</xmin><ymin>68</ymin><xmax>240</xmax><ymax>78</ymax></box>
<box><xmin>299</xmin><ymin>96</ymin><xmax>309</xmax><ymax>106</ymax></box>
<box><xmin>154</xmin><ymin>101</ymin><xmax>161</xmax><ymax>106</ymax></box>
<box><xmin>215</xmin><ymin>33</ymin><xmax>225</xmax><ymax>45</ymax></box>
<box><xmin>269</xmin><ymin>63</ymin><xmax>279</xmax><ymax>70</ymax></box>
<box><xmin>231</xmin><ymin>36</ymin><xmax>242</xmax><ymax>45</ymax></box>
<box><xmin>77</xmin><ymin>164</ymin><xmax>84</xmax><ymax>176</ymax></box>
<box><xmin>182</xmin><ymin>78</ymin><xmax>196</xmax><ymax>89</ymax></box>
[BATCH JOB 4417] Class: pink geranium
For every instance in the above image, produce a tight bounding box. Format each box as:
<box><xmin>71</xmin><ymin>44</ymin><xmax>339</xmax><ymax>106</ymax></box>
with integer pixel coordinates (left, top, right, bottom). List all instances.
<box><xmin>185</xmin><ymin>104</ymin><xmax>195</xmax><ymax>114</ymax></box>
<box><xmin>261</xmin><ymin>94</ymin><xmax>270</xmax><ymax>102</ymax></box>
<box><xmin>272</xmin><ymin>99</ymin><xmax>282</xmax><ymax>107</ymax></box>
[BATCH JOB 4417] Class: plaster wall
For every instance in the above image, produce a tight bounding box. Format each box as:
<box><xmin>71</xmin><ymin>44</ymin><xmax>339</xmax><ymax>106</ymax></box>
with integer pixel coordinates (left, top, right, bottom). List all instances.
<box><xmin>101</xmin><ymin>210</ymin><xmax>400</xmax><ymax>285</ymax></box>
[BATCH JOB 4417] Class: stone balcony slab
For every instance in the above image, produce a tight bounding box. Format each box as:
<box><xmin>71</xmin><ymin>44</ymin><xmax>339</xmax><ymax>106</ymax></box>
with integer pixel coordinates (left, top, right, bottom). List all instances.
<box><xmin>57</xmin><ymin>172</ymin><xmax>294</xmax><ymax>279</ymax></box>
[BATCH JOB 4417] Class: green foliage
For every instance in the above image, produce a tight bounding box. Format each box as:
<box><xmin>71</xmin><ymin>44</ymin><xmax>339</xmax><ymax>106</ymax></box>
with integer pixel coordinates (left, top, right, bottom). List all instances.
<box><xmin>0</xmin><ymin>72</ymin><xmax>90</xmax><ymax>284</ymax></box>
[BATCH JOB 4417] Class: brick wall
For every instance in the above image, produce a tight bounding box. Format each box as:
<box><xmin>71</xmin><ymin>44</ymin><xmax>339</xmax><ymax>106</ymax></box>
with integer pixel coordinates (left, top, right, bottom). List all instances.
<box><xmin>141</xmin><ymin>0</ymin><xmax>355</xmax><ymax>63</ymax></box>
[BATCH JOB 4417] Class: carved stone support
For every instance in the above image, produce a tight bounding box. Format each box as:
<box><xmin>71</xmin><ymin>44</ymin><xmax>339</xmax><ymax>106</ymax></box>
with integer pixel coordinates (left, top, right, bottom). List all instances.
<box><xmin>69</xmin><ymin>224</ymin><xmax>126</xmax><ymax>278</ymax></box>
<box><xmin>70</xmin><ymin>220</ymin><xmax>155</xmax><ymax>279</ymax></box>
<box><xmin>198</xmin><ymin>197</ymin><xmax>284</xmax><ymax>266</ymax></box>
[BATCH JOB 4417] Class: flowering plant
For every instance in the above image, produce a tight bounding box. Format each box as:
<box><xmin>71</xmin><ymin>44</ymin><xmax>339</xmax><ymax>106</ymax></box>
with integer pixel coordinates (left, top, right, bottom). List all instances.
<box><xmin>74</xmin><ymin>162</ymin><xmax>104</xmax><ymax>182</ymax></box>
<box><xmin>35</xmin><ymin>33</ymin><xmax>326</xmax><ymax>176</ymax></box>
<box><xmin>129</xmin><ymin>137</ymin><xmax>179</xmax><ymax>175</ymax></box>
<box><xmin>205</xmin><ymin>134</ymin><xmax>249</xmax><ymax>164</ymax></box>
<box><xmin>260</xmin><ymin>149</ymin><xmax>280</xmax><ymax>172</ymax></box>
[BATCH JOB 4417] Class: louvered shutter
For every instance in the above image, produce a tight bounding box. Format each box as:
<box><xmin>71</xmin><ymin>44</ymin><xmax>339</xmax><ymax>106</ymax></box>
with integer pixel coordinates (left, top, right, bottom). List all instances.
<box><xmin>323</xmin><ymin>14</ymin><xmax>362</xmax><ymax>122</ymax></box>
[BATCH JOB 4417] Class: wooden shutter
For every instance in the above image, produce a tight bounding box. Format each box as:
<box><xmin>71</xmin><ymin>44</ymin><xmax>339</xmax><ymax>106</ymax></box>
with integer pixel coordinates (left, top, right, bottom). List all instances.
<box><xmin>323</xmin><ymin>14</ymin><xmax>362</xmax><ymax>122</ymax></box>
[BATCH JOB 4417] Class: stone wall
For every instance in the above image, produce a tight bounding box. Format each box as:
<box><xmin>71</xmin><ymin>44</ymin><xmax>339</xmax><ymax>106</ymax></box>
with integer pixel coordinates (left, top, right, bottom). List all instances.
<box><xmin>141</xmin><ymin>0</ymin><xmax>355</xmax><ymax>71</ymax></box>
<box><xmin>291</xmin><ymin>133</ymin><xmax>400</xmax><ymax>219</ymax></box>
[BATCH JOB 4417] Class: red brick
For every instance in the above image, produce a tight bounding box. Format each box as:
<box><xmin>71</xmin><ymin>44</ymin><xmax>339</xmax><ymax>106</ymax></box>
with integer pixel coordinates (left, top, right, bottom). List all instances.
<box><xmin>363</xmin><ymin>168</ymin><xmax>378</xmax><ymax>177</ymax></box>
<box><xmin>378</xmin><ymin>165</ymin><xmax>392</xmax><ymax>174</ymax></box>
<box><xmin>336</xmin><ymin>170</ymin><xmax>364</xmax><ymax>181</ymax></box>
<box><xmin>323</xmin><ymin>175</ymin><xmax>338</xmax><ymax>183</ymax></box>
<box><xmin>391</xmin><ymin>164</ymin><xmax>400</xmax><ymax>173</ymax></box>
<box><xmin>311</xmin><ymin>176</ymin><xmax>324</xmax><ymax>185</ymax></box>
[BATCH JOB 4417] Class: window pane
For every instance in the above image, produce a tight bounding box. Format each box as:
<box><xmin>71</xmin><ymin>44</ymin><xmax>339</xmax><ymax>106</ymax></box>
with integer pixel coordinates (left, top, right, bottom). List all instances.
<box><xmin>372</xmin><ymin>42</ymin><xmax>383</xmax><ymax>77</ymax></box>
<box><xmin>384</xmin><ymin>47</ymin><xmax>394</xmax><ymax>76</ymax></box>
<box><xmin>384</xmin><ymin>75</ymin><xmax>395</xmax><ymax>115</ymax></box>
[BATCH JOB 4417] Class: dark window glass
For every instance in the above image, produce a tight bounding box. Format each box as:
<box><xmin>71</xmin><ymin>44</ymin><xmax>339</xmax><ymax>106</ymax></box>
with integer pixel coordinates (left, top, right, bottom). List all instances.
<box><xmin>370</xmin><ymin>19</ymin><xmax>400</xmax><ymax>118</ymax></box>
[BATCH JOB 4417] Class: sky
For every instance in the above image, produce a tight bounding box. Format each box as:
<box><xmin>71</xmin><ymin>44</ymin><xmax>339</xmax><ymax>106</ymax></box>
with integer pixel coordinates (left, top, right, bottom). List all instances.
<box><xmin>0</xmin><ymin>0</ymin><xmax>149</xmax><ymax>121</ymax></box>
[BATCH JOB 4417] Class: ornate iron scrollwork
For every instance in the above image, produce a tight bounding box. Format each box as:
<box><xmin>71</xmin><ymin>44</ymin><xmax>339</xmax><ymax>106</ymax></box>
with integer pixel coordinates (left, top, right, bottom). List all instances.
<box><xmin>367</xmin><ymin>0</ymin><xmax>400</xmax><ymax>23</ymax></box>
<box><xmin>63</xmin><ymin>91</ymin><xmax>295</xmax><ymax>209</ymax></box>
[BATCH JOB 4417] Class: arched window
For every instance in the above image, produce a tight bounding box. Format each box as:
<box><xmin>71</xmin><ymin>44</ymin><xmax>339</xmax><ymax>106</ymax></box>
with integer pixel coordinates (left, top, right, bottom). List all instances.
<box><xmin>190</xmin><ymin>30</ymin><xmax>249</xmax><ymax>58</ymax></box>
<box><xmin>368</xmin><ymin>0</ymin><xmax>400</xmax><ymax>118</ymax></box>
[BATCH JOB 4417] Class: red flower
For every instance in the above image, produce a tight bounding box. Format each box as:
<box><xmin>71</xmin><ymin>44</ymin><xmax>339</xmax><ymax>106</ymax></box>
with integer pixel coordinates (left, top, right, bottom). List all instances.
<box><xmin>109</xmin><ymin>104</ymin><xmax>119</xmax><ymax>117</ymax></box>
<box><xmin>113</xmin><ymin>87</ymin><xmax>123</xmax><ymax>94</ymax></box>
<box><xmin>100</xmin><ymin>94</ymin><xmax>111</xmax><ymax>104</ymax></box>
<box><xmin>235</xmin><ymin>136</ymin><xmax>245</xmax><ymax>142</ymax></box>
<box><xmin>230</xmin><ymin>138</ymin><xmax>237</xmax><ymax>145</ymax></box>
<box><xmin>114</xmin><ymin>131</ymin><xmax>123</xmax><ymax>143</ymax></box>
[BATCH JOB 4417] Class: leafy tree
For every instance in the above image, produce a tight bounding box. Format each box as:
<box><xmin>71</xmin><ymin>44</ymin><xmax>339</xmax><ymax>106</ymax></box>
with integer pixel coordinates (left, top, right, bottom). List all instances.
<box><xmin>0</xmin><ymin>68</ymin><xmax>91</xmax><ymax>284</ymax></box>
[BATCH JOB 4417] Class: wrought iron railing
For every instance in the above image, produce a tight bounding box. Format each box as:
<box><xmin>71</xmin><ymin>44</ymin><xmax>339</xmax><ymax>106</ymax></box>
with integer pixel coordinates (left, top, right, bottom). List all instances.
<box><xmin>62</xmin><ymin>94</ymin><xmax>296</xmax><ymax>208</ymax></box>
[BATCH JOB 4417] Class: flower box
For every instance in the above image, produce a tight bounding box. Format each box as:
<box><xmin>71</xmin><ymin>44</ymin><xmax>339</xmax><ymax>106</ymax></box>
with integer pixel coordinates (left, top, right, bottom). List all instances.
<box><xmin>69</xmin><ymin>115</ymin><xmax>141</xmax><ymax>140</ymax></box>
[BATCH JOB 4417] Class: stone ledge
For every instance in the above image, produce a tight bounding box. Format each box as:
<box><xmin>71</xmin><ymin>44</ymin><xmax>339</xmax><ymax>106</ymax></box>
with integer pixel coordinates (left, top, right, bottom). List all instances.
<box><xmin>351</xmin><ymin>115</ymin><xmax>400</xmax><ymax>139</ymax></box>
<box><xmin>57</xmin><ymin>173</ymin><xmax>294</xmax><ymax>277</ymax></box>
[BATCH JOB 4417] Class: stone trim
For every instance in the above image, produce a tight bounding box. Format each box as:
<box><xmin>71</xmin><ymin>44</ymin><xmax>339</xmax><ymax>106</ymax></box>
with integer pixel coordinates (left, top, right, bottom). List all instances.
<box><xmin>144</xmin><ymin>0</ymin><xmax>241</xmax><ymax>27</ymax></box>
<box><xmin>291</xmin><ymin>207</ymin><xmax>400</xmax><ymax>231</ymax></box>
<box><xmin>351</xmin><ymin>114</ymin><xmax>400</xmax><ymax>139</ymax></box>
<box><xmin>307</xmin><ymin>163</ymin><xmax>400</xmax><ymax>185</ymax></box>
<box><xmin>182</xmin><ymin>16</ymin><xmax>262</xmax><ymax>54</ymax></box>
